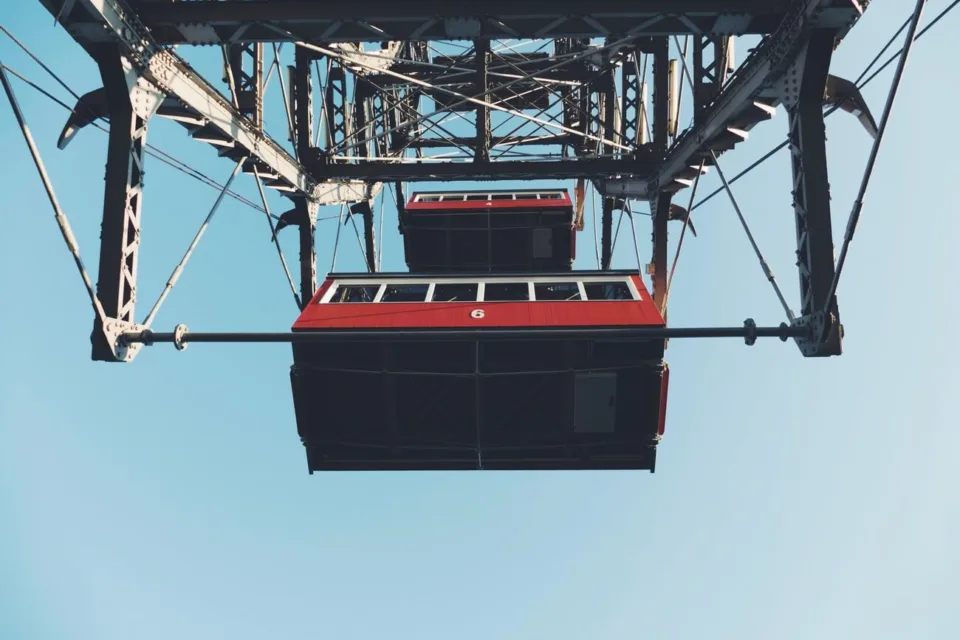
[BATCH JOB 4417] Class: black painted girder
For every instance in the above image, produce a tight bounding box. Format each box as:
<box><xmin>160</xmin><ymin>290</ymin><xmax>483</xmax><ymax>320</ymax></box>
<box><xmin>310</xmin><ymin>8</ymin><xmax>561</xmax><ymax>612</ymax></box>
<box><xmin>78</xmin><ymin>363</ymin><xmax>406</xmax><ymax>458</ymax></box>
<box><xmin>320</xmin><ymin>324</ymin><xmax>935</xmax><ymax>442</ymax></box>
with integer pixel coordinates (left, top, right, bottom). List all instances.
<box><xmin>602</xmin><ymin>57</ymin><xmax>617</xmax><ymax>159</ymax></box>
<box><xmin>224</xmin><ymin>42</ymin><xmax>264</xmax><ymax>129</ymax></box>
<box><xmin>788</xmin><ymin>30</ymin><xmax>842</xmax><ymax>357</ymax></box>
<box><xmin>692</xmin><ymin>35</ymin><xmax>732</xmax><ymax>127</ymax></box>
<box><xmin>91</xmin><ymin>49</ymin><xmax>149</xmax><ymax>361</ymax></box>
<box><xmin>600</xmin><ymin>197</ymin><xmax>614</xmax><ymax>270</ymax></box>
<box><xmin>350</xmin><ymin>201</ymin><xmax>378</xmax><ymax>273</ymax></box>
<box><xmin>649</xmin><ymin>37</ymin><xmax>671</xmax><ymax>311</ymax></box>
<box><xmin>304</xmin><ymin>155</ymin><xmax>658</xmax><ymax>182</ymax></box>
<box><xmin>367</xmin><ymin>88</ymin><xmax>387</xmax><ymax>158</ymax></box>
<box><xmin>129</xmin><ymin>0</ymin><xmax>856</xmax><ymax>45</ymax></box>
<box><xmin>605</xmin><ymin>0</ymin><xmax>865</xmax><ymax>199</ymax></box>
<box><xmin>291</xmin><ymin>46</ymin><xmax>318</xmax><ymax>305</ymax></box>
<box><xmin>597</xmin><ymin>47</ymin><xmax>621</xmax><ymax>272</ymax></box>
<box><xmin>474</xmin><ymin>40</ymin><xmax>490</xmax><ymax>162</ymax></box>
<box><xmin>354</xmin><ymin>78</ymin><xmax>373</xmax><ymax>161</ymax></box>
<box><xmin>36</xmin><ymin>0</ymin><xmax>353</xmax><ymax>203</ymax></box>
<box><xmin>297</xmin><ymin>208</ymin><xmax>317</xmax><ymax>305</ymax></box>
<box><xmin>620</xmin><ymin>51</ymin><xmax>643</xmax><ymax>147</ymax></box>
<box><xmin>323</xmin><ymin>63</ymin><xmax>351</xmax><ymax>156</ymax></box>
<box><xmin>293</xmin><ymin>47</ymin><xmax>314</xmax><ymax>160</ymax></box>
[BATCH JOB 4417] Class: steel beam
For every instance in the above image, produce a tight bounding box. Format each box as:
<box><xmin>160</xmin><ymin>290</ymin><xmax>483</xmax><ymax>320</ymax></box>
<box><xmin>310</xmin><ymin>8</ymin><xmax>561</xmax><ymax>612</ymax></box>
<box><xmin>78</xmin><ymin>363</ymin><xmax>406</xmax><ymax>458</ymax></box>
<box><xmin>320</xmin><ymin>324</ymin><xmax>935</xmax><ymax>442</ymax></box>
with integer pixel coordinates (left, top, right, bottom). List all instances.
<box><xmin>306</xmin><ymin>156</ymin><xmax>658</xmax><ymax>182</ymax></box>
<box><xmin>604</xmin><ymin>0</ymin><xmax>864</xmax><ymax>199</ymax></box>
<box><xmin>474</xmin><ymin>39</ymin><xmax>490</xmax><ymax>163</ymax></box>
<box><xmin>788</xmin><ymin>31</ymin><xmax>842</xmax><ymax>357</ymax></box>
<box><xmin>39</xmin><ymin>0</ymin><xmax>378</xmax><ymax>204</ymax></box>
<box><xmin>648</xmin><ymin>37</ymin><xmax>671</xmax><ymax>311</ymax></box>
<box><xmin>600</xmin><ymin>198</ymin><xmax>614</xmax><ymax>270</ymax></box>
<box><xmin>597</xmin><ymin>39</ymin><xmax>620</xmax><ymax>270</ymax></box>
<box><xmin>620</xmin><ymin>49</ymin><xmax>643</xmax><ymax>147</ymax></box>
<box><xmin>290</xmin><ymin>45</ymin><xmax>318</xmax><ymax>304</ymax></box>
<box><xmin>293</xmin><ymin>46</ymin><xmax>314</xmax><ymax>161</ymax></box>
<box><xmin>88</xmin><ymin>49</ymin><xmax>159</xmax><ymax>361</ymax></box>
<box><xmin>692</xmin><ymin>35</ymin><xmax>732</xmax><ymax>127</ymax></box>
<box><xmin>224</xmin><ymin>42</ymin><xmax>264</xmax><ymax>129</ymax></box>
<box><xmin>128</xmin><ymin>0</ymin><xmax>864</xmax><ymax>45</ymax></box>
<box><xmin>354</xmin><ymin>77</ymin><xmax>373</xmax><ymax>162</ymax></box>
<box><xmin>297</xmin><ymin>201</ymin><xmax>318</xmax><ymax>304</ymax></box>
<box><xmin>41</xmin><ymin>0</ymin><xmax>867</xmax><ymax>206</ymax></box>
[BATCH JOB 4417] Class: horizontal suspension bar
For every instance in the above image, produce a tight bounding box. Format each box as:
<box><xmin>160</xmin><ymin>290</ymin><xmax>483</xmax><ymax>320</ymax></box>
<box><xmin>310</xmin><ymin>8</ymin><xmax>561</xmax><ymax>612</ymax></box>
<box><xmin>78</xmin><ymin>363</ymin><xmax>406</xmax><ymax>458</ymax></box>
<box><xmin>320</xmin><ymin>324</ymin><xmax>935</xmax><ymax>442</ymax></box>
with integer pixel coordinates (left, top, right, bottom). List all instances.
<box><xmin>123</xmin><ymin>319</ymin><xmax>805</xmax><ymax>350</ymax></box>
<box><xmin>130</xmin><ymin>0</ymin><xmax>857</xmax><ymax>45</ymax></box>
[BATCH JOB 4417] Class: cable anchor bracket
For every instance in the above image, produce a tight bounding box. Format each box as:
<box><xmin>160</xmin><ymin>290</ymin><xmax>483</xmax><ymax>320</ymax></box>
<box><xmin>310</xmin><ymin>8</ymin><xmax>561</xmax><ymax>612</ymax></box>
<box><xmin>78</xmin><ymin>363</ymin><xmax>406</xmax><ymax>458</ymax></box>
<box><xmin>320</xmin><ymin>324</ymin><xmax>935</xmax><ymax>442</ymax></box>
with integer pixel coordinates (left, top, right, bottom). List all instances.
<box><xmin>790</xmin><ymin>311</ymin><xmax>843</xmax><ymax>357</ymax></box>
<box><xmin>102</xmin><ymin>320</ymin><xmax>147</xmax><ymax>362</ymax></box>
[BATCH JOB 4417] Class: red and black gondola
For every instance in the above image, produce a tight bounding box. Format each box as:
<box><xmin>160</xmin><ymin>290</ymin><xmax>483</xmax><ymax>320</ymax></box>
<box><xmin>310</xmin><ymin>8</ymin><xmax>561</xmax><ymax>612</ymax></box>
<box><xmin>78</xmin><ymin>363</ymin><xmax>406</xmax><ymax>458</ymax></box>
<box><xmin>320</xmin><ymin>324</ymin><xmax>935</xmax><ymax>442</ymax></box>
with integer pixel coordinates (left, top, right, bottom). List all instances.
<box><xmin>401</xmin><ymin>189</ymin><xmax>576</xmax><ymax>273</ymax></box>
<box><xmin>290</xmin><ymin>270</ymin><xmax>669</xmax><ymax>472</ymax></box>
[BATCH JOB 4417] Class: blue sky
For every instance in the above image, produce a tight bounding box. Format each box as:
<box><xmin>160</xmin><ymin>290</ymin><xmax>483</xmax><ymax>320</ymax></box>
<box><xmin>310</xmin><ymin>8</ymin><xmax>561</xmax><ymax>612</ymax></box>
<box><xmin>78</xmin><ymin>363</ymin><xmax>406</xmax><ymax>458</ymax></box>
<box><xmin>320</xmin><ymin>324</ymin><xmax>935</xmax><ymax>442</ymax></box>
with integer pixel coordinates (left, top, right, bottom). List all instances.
<box><xmin>1</xmin><ymin>3</ymin><xmax>959</xmax><ymax>639</ymax></box>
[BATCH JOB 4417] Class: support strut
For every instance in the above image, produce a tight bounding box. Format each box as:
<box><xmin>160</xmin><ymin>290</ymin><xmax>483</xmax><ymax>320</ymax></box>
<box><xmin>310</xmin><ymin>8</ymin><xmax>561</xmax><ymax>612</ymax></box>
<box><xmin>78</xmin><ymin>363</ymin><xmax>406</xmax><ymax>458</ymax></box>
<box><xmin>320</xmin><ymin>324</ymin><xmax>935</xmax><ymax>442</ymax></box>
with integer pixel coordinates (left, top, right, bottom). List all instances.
<box><xmin>649</xmin><ymin>37</ymin><xmax>672</xmax><ymax>312</ymax></box>
<box><xmin>91</xmin><ymin>48</ymin><xmax>163</xmax><ymax>361</ymax></box>
<box><xmin>474</xmin><ymin>38</ymin><xmax>490</xmax><ymax>163</ymax></box>
<box><xmin>600</xmin><ymin>197</ymin><xmax>614</xmax><ymax>270</ymax></box>
<box><xmin>296</xmin><ymin>199</ymin><xmax>318</xmax><ymax>305</ymax></box>
<box><xmin>224</xmin><ymin>42</ymin><xmax>264</xmax><ymax>129</ymax></box>
<box><xmin>786</xmin><ymin>31</ymin><xmax>842</xmax><ymax>357</ymax></box>
<box><xmin>291</xmin><ymin>45</ymin><xmax>319</xmax><ymax>306</ymax></box>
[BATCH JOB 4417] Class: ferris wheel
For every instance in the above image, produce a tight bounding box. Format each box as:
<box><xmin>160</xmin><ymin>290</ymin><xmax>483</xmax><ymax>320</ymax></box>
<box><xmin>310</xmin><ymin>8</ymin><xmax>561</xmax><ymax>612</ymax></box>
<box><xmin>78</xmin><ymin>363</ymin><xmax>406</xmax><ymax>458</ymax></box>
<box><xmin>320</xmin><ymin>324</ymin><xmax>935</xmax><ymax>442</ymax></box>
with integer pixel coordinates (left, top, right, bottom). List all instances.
<box><xmin>1</xmin><ymin>0</ymin><xmax>941</xmax><ymax>473</ymax></box>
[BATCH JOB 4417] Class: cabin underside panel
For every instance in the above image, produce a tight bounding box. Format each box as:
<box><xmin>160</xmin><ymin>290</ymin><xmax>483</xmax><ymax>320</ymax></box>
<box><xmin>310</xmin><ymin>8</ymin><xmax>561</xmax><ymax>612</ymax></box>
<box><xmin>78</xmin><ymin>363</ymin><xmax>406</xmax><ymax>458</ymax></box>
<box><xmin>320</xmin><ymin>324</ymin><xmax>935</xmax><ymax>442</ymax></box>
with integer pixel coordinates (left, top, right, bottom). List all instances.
<box><xmin>290</xmin><ymin>338</ymin><xmax>665</xmax><ymax>472</ymax></box>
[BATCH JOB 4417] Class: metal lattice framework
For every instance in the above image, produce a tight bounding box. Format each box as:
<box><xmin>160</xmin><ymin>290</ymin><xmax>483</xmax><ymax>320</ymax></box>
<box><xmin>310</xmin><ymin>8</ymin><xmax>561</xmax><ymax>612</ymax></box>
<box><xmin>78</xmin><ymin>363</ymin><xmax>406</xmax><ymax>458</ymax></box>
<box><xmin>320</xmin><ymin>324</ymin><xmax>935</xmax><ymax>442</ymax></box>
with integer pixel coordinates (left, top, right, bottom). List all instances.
<box><xmin>13</xmin><ymin>0</ymin><xmax>927</xmax><ymax>363</ymax></box>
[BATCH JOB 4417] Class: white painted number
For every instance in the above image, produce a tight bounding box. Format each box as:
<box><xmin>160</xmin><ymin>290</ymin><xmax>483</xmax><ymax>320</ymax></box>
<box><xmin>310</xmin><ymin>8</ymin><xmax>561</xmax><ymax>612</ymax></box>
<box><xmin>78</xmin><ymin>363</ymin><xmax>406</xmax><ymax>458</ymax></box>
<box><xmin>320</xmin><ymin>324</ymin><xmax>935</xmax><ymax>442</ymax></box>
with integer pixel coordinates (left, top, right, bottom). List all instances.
<box><xmin>470</xmin><ymin>309</ymin><xmax>485</xmax><ymax>319</ymax></box>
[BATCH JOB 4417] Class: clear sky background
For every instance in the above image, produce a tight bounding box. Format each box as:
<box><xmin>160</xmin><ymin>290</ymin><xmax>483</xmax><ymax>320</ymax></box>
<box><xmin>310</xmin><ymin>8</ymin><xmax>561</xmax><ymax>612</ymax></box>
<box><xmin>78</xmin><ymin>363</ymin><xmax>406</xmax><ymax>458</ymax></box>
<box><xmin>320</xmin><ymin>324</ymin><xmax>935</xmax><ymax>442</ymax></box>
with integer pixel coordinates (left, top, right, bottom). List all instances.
<box><xmin>1</xmin><ymin>3</ymin><xmax>958</xmax><ymax>639</ymax></box>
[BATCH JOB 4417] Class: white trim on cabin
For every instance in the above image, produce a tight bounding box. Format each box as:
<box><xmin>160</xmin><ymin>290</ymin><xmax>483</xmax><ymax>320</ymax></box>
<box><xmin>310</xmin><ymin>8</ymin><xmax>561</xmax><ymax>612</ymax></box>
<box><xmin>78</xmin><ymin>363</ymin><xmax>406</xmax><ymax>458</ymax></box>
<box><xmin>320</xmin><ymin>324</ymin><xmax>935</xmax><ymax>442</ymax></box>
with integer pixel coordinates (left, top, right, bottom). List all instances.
<box><xmin>412</xmin><ymin>190</ymin><xmax>567</xmax><ymax>203</ymax></box>
<box><xmin>321</xmin><ymin>275</ymin><xmax>641</xmax><ymax>304</ymax></box>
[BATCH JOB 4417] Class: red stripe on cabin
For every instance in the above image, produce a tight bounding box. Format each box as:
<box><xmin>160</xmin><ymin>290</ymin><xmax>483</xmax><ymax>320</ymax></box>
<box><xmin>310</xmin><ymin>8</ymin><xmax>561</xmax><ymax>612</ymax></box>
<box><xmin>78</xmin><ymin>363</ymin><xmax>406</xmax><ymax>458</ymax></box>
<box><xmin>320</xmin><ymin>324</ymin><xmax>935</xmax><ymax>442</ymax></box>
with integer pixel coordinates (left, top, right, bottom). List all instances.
<box><xmin>296</xmin><ymin>274</ymin><xmax>665</xmax><ymax>329</ymax></box>
<box><xmin>294</xmin><ymin>298</ymin><xmax>664</xmax><ymax>330</ymax></box>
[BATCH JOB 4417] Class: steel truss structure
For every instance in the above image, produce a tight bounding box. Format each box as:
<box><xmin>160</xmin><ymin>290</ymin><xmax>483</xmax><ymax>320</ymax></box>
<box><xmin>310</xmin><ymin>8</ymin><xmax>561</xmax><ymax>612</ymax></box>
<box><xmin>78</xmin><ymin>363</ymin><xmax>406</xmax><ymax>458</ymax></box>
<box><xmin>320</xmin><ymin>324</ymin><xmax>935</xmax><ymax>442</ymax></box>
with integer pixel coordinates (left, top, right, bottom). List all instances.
<box><xmin>29</xmin><ymin>0</ymin><xmax>885</xmax><ymax>362</ymax></box>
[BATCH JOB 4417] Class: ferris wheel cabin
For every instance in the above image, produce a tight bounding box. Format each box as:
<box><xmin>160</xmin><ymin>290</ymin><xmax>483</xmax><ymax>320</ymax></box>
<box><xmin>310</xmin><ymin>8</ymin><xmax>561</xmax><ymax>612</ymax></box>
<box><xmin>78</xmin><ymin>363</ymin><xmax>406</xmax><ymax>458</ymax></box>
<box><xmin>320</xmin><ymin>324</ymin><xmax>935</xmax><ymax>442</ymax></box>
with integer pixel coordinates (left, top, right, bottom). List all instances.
<box><xmin>401</xmin><ymin>189</ymin><xmax>576</xmax><ymax>273</ymax></box>
<box><xmin>289</xmin><ymin>271</ymin><xmax>670</xmax><ymax>472</ymax></box>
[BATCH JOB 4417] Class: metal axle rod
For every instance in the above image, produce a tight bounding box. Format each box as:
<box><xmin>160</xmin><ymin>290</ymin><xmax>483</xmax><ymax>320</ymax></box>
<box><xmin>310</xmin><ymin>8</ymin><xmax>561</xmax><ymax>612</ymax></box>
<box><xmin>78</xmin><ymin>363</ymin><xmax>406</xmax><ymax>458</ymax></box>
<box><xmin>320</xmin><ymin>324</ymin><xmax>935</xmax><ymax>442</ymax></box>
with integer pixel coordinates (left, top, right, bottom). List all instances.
<box><xmin>124</xmin><ymin>320</ymin><xmax>806</xmax><ymax>351</ymax></box>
